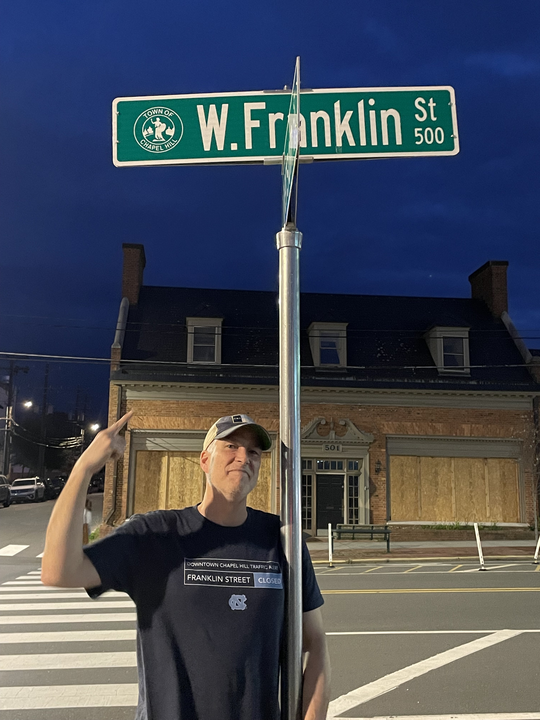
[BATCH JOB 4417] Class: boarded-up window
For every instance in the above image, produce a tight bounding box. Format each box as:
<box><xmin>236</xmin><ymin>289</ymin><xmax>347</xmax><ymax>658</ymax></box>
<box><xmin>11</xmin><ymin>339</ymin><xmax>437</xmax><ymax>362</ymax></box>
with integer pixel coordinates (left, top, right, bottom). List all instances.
<box><xmin>390</xmin><ymin>456</ymin><xmax>520</xmax><ymax>523</ymax></box>
<box><xmin>133</xmin><ymin>450</ymin><xmax>273</xmax><ymax>515</ymax></box>
<box><xmin>247</xmin><ymin>454</ymin><xmax>272</xmax><ymax>512</ymax></box>
<box><xmin>133</xmin><ymin>451</ymin><xmax>204</xmax><ymax>514</ymax></box>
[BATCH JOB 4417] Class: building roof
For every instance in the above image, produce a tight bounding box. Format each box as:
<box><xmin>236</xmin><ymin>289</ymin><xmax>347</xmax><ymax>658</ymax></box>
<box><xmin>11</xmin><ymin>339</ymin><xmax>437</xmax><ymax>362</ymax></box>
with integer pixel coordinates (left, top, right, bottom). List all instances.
<box><xmin>112</xmin><ymin>285</ymin><xmax>538</xmax><ymax>392</ymax></box>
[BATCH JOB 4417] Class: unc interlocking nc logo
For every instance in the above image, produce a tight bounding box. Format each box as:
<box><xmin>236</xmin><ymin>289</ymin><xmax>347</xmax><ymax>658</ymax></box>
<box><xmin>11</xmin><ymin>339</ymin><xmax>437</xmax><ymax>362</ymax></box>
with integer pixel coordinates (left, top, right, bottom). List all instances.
<box><xmin>229</xmin><ymin>594</ymin><xmax>247</xmax><ymax>611</ymax></box>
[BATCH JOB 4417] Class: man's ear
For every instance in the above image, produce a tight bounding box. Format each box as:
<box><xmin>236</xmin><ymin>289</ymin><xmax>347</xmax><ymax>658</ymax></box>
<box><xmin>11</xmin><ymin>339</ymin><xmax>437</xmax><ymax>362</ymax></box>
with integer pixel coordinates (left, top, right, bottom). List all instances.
<box><xmin>200</xmin><ymin>449</ymin><xmax>211</xmax><ymax>474</ymax></box>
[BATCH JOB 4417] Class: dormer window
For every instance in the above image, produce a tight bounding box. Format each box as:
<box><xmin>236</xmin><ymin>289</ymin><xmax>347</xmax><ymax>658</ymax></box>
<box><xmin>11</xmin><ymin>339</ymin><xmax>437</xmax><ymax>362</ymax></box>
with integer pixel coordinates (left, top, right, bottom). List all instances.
<box><xmin>425</xmin><ymin>326</ymin><xmax>470</xmax><ymax>374</ymax></box>
<box><xmin>186</xmin><ymin>317</ymin><xmax>223</xmax><ymax>364</ymax></box>
<box><xmin>443</xmin><ymin>336</ymin><xmax>465</xmax><ymax>368</ymax></box>
<box><xmin>308</xmin><ymin>322</ymin><xmax>348</xmax><ymax>368</ymax></box>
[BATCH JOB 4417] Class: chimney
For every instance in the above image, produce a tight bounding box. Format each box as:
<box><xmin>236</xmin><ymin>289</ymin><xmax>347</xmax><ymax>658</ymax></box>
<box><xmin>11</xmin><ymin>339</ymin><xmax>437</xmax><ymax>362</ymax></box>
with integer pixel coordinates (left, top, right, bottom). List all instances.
<box><xmin>122</xmin><ymin>243</ymin><xmax>146</xmax><ymax>305</ymax></box>
<box><xmin>468</xmin><ymin>260</ymin><xmax>508</xmax><ymax>317</ymax></box>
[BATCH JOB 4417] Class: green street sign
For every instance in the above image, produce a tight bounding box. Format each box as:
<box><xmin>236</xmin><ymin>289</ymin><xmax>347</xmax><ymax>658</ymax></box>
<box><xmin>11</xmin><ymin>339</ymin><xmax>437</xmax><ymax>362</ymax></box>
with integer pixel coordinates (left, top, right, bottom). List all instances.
<box><xmin>113</xmin><ymin>85</ymin><xmax>458</xmax><ymax>167</ymax></box>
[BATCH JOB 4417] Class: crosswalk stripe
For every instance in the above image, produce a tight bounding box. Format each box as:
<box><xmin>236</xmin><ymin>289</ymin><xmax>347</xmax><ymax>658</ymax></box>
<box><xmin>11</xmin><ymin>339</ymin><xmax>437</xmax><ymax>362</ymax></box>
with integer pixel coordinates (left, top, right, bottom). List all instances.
<box><xmin>0</xmin><ymin>629</ymin><xmax>137</xmax><ymax>643</ymax></box>
<box><xmin>0</xmin><ymin>651</ymin><xmax>137</xmax><ymax>671</ymax></box>
<box><xmin>0</xmin><ymin>585</ymin><xmax>87</xmax><ymax>591</ymax></box>
<box><xmin>0</xmin><ymin>600</ymin><xmax>135</xmax><ymax>611</ymax></box>
<box><xmin>0</xmin><ymin>612</ymin><xmax>136</xmax><ymax>624</ymax></box>
<box><xmin>0</xmin><ymin>545</ymin><xmax>30</xmax><ymax>556</ymax></box>
<box><xmin>0</xmin><ymin>683</ymin><xmax>138</xmax><ymax>710</ymax></box>
<box><xmin>36</xmin><ymin>552</ymin><xmax>44</xmax><ymax>557</ymax></box>
<box><xmin>0</xmin><ymin>563</ymin><xmax>139</xmax><ymax>712</ymax></box>
<box><xmin>0</xmin><ymin>591</ymin><xmax>128</xmax><ymax>600</ymax></box>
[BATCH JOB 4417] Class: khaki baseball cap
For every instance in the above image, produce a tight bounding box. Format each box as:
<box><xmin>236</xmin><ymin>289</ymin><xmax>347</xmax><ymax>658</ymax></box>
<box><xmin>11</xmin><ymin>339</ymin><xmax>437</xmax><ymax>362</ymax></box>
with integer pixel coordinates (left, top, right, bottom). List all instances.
<box><xmin>203</xmin><ymin>414</ymin><xmax>272</xmax><ymax>451</ymax></box>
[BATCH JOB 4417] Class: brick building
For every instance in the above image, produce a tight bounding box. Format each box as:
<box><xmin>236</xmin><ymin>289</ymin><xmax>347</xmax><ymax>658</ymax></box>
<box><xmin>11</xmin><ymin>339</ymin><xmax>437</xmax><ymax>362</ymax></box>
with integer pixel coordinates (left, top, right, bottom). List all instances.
<box><xmin>101</xmin><ymin>244</ymin><xmax>540</xmax><ymax>536</ymax></box>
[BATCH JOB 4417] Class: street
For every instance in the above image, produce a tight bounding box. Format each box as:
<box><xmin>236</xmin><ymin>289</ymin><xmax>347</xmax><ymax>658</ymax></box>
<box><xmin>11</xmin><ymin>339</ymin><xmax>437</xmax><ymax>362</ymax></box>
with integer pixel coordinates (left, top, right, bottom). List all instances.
<box><xmin>1</xmin><ymin>503</ymin><xmax>540</xmax><ymax>719</ymax></box>
<box><xmin>318</xmin><ymin>563</ymin><xmax>540</xmax><ymax>718</ymax></box>
<box><xmin>0</xmin><ymin>495</ymin><xmax>103</xmax><ymax>585</ymax></box>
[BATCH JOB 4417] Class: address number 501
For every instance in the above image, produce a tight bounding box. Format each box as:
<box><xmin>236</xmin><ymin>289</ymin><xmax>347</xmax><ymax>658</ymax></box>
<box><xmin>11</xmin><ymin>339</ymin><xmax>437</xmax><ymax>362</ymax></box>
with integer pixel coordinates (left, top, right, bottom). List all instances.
<box><xmin>414</xmin><ymin>127</ymin><xmax>445</xmax><ymax>145</ymax></box>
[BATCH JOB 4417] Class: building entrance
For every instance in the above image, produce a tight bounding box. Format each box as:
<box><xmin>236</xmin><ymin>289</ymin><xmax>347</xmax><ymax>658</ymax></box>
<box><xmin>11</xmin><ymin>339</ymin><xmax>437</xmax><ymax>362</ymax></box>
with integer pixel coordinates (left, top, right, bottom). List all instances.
<box><xmin>316</xmin><ymin>474</ymin><xmax>344</xmax><ymax>529</ymax></box>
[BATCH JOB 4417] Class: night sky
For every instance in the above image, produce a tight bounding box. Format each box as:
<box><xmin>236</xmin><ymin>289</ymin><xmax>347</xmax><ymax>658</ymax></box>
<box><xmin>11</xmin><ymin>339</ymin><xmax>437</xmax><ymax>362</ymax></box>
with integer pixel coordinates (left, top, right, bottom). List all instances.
<box><xmin>1</xmin><ymin>0</ymin><xmax>539</xmax><ymax>423</ymax></box>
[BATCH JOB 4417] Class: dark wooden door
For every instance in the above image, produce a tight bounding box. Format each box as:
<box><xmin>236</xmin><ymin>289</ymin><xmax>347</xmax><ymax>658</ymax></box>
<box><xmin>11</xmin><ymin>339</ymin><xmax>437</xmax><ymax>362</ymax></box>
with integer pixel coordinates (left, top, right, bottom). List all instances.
<box><xmin>316</xmin><ymin>474</ymin><xmax>344</xmax><ymax>529</ymax></box>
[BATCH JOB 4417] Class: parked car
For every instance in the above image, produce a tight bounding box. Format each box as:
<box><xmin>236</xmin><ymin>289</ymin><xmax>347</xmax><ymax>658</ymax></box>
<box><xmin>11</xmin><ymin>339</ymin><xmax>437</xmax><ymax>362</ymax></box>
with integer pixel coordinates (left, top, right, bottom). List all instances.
<box><xmin>43</xmin><ymin>476</ymin><xmax>65</xmax><ymax>500</ymax></box>
<box><xmin>0</xmin><ymin>475</ymin><xmax>11</xmax><ymax>507</ymax></box>
<box><xmin>88</xmin><ymin>473</ymin><xmax>104</xmax><ymax>493</ymax></box>
<box><xmin>9</xmin><ymin>477</ymin><xmax>46</xmax><ymax>503</ymax></box>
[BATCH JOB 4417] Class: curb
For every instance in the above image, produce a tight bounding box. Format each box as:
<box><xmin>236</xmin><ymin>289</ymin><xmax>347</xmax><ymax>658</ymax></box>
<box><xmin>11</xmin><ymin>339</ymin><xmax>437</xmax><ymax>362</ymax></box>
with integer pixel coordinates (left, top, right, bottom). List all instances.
<box><xmin>311</xmin><ymin>554</ymin><xmax>536</xmax><ymax>565</ymax></box>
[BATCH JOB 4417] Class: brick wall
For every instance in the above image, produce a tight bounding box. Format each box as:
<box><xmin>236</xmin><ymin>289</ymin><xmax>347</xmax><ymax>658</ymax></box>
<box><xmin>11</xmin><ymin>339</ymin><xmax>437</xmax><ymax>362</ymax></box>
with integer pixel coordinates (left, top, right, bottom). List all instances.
<box><xmin>469</xmin><ymin>260</ymin><xmax>508</xmax><ymax>317</ymax></box>
<box><xmin>101</xmin><ymin>392</ymin><xmax>536</xmax><ymax>533</ymax></box>
<box><xmin>121</xmin><ymin>244</ymin><xmax>146</xmax><ymax>305</ymax></box>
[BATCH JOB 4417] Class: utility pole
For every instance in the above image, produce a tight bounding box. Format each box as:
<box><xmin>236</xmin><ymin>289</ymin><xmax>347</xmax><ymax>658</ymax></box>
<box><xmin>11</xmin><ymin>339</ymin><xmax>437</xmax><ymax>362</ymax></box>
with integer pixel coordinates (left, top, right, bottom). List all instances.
<box><xmin>2</xmin><ymin>360</ymin><xmax>15</xmax><ymax>476</ymax></box>
<box><xmin>37</xmin><ymin>363</ymin><xmax>50</xmax><ymax>479</ymax></box>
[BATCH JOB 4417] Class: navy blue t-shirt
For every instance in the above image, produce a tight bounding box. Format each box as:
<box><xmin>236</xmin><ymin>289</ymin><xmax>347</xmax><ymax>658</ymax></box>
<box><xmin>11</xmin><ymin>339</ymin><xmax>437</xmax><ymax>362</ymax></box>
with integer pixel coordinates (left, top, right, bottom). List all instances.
<box><xmin>84</xmin><ymin>506</ymin><xmax>323</xmax><ymax>720</ymax></box>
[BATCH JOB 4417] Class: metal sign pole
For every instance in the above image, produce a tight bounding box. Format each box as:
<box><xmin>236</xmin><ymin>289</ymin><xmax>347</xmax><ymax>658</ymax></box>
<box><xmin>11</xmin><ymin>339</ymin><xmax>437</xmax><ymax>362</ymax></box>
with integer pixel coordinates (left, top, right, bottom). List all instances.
<box><xmin>278</xmin><ymin>222</ymin><xmax>303</xmax><ymax>720</ymax></box>
<box><xmin>279</xmin><ymin>57</ymin><xmax>302</xmax><ymax>720</ymax></box>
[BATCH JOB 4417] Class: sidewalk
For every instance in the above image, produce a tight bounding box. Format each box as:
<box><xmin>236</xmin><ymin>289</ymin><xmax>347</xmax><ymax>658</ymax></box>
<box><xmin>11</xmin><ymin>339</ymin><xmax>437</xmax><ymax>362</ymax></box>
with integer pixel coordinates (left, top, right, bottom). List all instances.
<box><xmin>307</xmin><ymin>538</ymin><xmax>539</xmax><ymax>563</ymax></box>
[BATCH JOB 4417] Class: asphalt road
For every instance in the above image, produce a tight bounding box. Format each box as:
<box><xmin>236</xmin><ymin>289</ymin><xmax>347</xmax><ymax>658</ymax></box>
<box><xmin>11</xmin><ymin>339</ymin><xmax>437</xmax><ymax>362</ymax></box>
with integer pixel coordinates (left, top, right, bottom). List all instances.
<box><xmin>1</xmin><ymin>503</ymin><xmax>539</xmax><ymax>719</ymax></box>
<box><xmin>0</xmin><ymin>493</ymin><xmax>103</xmax><ymax>585</ymax></box>
<box><xmin>316</xmin><ymin>562</ymin><xmax>540</xmax><ymax>718</ymax></box>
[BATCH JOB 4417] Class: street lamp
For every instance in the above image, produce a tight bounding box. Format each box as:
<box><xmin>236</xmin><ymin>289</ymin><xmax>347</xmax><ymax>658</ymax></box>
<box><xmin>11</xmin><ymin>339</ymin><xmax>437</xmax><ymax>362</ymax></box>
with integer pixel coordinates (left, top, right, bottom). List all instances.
<box><xmin>89</xmin><ymin>423</ymin><xmax>100</xmax><ymax>433</ymax></box>
<box><xmin>23</xmin><ymin>401</ymin><xmax>33</xmax><ymax>409</ymax></box>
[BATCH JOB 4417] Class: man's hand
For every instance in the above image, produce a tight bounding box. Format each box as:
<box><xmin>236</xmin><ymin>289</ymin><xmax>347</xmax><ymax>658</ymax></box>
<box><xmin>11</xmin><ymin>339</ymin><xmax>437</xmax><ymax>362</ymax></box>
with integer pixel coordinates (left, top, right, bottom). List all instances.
<box><xmin>42</xmin><ymin>410</ymin><xmax>134</xmax><ymax>589</ymax></box>
<box><xmin>76</xmin><ymin>411</ymin><xmax>133</xmax><ymax>476</ymax></box>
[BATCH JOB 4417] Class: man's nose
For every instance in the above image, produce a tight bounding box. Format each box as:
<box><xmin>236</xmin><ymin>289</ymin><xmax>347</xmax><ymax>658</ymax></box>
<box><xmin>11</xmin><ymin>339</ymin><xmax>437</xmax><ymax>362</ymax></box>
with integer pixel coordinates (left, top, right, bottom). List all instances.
<box><xmin>235</xmin><ymin>447</ymin><xmax>249</xmax><ymax>464</ymax></box>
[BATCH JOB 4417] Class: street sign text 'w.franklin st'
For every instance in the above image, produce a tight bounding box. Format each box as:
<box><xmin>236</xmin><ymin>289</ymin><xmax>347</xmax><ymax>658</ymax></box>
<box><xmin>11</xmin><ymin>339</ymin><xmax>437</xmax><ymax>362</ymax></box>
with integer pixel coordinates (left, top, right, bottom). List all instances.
<box><xmin>113</xmin><ymin>86</ymin><xmax>458</xmax><ymax>166</ymax></box>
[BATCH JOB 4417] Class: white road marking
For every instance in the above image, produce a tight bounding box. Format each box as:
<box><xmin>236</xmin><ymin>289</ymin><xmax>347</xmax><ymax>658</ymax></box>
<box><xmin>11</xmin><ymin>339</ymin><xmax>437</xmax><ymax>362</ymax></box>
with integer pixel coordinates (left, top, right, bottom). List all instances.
<box><xmin>0</xmin><ymin>629</ymin><xmax>136</xmax><ymax>643</ymax></box>
<box><xmin>0</xmin><ymin>585</ymin><xmax>84</xmax><ymax>591</ymax></box>
<box><xmin>0</xmin><ymin>591</ymin><xmax>127</xmax><ymax>599</ymax></box>
<box><xmin>0</xmin><ymin>612</ymin><xmax>136</xmax><ymax>624</ymax></box>
<box><xmin>327</xmin><ymin>629</ymin><xmax>540</xmax><ymax>635</ymax></box>
<box><xmin>461</xmin><ymin>563</ymin><xmax>523</xmax><ymax>572</ymax></box>
<box><xmin>343</xmin><ymin>714</ymin><xmax>540</xmax><ymax>720</ymax></box>
<box><xmin>327</xmin><ymin>629</ymin><xmax>522</xmax><ymax>718</ymax></box>
<box><xmin>36</xmin><ymin>552</ymin><xmax>44</xmax><ymax>557</ymax></box>
<box><xmin>3</xmin><ymin>580</ymin><xmax>47</xmax><ymax>585</ymax></box>
<box><xmin>26</xmin><ymin>571</ymin><xmax>42</xmax><ymax>575</ymax></box>
<box><xmin>0</xmin><ymin>600</ymin><xmax>134</xmax><ymax>611</ymax></box>
<box><xmin>0</xmin><ymin>545</ymin><xmax>29</xmax><ymax>557</ymax></box>
<box><xmin>327</xmin><ymin>630</ymin><xmax>492</xmax><ymax>636</ymax></box>
<box><xmin>0</xmin><ymin>651</ymin><xmax>136</xmax><ymax>671</ymax></box>
<box><xmin>0</xmin><ymin>683</ymin><xmax>137</xmax><ymax>710</ymax></box>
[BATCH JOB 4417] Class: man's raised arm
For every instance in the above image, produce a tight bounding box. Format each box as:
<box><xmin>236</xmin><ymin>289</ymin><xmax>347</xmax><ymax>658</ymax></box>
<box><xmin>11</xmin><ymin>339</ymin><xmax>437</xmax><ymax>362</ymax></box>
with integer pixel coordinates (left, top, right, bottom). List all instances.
<box><xmin>41</xmin><ymin>411</ymin><xmax>133</xmax><ymax>588</ymax></box>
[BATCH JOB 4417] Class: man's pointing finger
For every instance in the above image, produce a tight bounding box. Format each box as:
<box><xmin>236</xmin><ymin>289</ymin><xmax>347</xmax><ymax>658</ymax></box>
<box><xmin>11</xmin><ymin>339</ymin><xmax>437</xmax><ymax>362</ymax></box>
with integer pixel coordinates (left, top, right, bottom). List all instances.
<box><xmin>110</xmin><ymin>410</ymin><xmax>134</xmax><ymax>435</ymax></box>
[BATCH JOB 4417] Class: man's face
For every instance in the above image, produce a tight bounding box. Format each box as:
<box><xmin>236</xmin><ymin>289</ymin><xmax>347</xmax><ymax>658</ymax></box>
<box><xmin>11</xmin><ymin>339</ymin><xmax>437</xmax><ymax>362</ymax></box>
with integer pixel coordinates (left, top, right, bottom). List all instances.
<box><xmin>200</xmin><ymin>427</ymin><xmax>263</xmax><ymax>502</ymax></box>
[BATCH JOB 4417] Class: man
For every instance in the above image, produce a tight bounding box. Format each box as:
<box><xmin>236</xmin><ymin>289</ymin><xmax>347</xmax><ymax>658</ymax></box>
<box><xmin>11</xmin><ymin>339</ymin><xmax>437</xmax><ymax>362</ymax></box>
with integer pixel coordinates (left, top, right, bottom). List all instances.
<box><xmin>42</xmin><ymin>412</ymin><xmax>330</xmax><ymax>720</ymax></box>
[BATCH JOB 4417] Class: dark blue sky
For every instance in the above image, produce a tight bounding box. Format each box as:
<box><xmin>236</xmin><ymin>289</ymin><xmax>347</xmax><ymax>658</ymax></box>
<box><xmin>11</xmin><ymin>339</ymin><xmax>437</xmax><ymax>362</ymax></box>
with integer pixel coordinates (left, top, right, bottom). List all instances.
<box><xmin>1</xmin><ymin>0</ymin><xmax>539</xmax><ymax>421</ymax></box>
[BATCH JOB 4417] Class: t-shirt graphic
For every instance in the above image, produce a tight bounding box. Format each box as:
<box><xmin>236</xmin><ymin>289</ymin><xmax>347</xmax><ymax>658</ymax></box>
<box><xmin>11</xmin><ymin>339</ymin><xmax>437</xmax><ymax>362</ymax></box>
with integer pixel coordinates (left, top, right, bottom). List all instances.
<box><xmin>84</xmin><ymin>506</ymin><xmax>323</xmax><ymax>720</ymax></box>
<box><xmin>185</xmin><ymin>557</ymin><xmax>283</xmax><ymax>590</ymax></box>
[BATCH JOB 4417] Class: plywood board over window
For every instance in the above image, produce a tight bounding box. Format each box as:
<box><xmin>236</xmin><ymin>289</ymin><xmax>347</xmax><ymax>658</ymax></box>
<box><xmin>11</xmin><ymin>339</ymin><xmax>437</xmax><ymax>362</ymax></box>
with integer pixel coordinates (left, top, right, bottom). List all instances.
<box><xmin>133</xmin><ymin>451</ymin><xmax>204</xmax><ymax>514</ymax></box>
<box><xmin>247</xmin><ymin>454</ymin><xmax>272</xmax><ymax>513</ymax></box>
<box><xmin>390</xmin><ymin>455</ymin><xmax>521</xmax><ymax>523</ymax></box>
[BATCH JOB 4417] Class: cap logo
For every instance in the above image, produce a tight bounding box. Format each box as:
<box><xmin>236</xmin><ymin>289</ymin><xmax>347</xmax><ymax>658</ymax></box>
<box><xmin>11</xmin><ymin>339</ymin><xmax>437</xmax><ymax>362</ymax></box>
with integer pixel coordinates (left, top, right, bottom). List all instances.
<box><xmin>232</xmin><ymin>415</ymin><xmax>243</xmax><ymax>423</ymax></box>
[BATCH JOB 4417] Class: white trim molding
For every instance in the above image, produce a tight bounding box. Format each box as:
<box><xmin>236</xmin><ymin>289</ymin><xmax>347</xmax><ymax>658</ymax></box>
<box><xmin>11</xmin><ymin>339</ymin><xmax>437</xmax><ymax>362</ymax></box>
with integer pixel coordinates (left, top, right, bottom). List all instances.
<box><xmin>425</xmin><ymin>326</ymin><xmax>470</xmax><ymax>375</ymax></box>
<box><xmin>308</xmin><ymin>322</ymin><xmax>348</xmax><ymax>368</ymax></box>
<box><xmin>122</xmin><ymin>383</ymin><xmax>540</xmax><ymax>410</ymax></box>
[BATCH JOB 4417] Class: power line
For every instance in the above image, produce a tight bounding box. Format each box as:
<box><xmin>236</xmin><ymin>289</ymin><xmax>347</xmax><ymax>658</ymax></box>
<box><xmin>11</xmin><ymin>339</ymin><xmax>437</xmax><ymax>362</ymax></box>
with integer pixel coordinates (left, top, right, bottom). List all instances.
<box><xmin>0</xmin><ymin>349</ymin><xmax>538</xmax><ymax>372</ymax></box>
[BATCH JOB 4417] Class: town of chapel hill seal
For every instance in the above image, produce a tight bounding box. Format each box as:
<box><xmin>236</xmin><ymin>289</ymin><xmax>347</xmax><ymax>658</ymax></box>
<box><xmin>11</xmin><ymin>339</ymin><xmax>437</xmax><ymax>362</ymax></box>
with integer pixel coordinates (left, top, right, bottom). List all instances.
<box><xmin>133</xmin><ymin>107</ymin><xmax>183</xmax><ymax>153</ymax></box>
